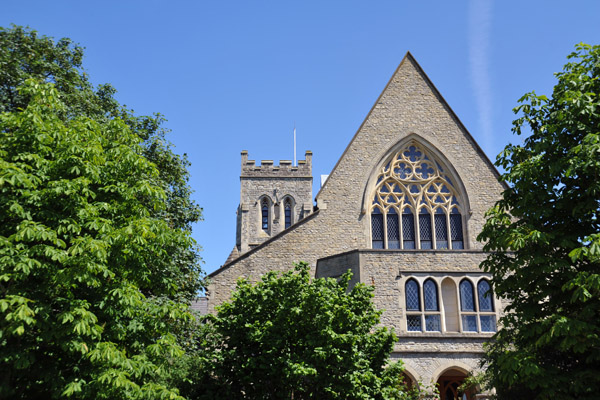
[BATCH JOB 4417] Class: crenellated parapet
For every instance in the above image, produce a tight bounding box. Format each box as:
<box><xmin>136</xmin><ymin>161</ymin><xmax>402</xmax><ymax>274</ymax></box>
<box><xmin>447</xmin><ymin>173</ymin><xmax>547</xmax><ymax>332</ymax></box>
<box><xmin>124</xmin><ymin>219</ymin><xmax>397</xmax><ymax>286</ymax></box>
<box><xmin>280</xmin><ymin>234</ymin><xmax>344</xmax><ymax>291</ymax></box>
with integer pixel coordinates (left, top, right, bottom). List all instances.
<box><xmin>241</xmin><ymin>150</ymin><xmax>312</xmax><ymax>177</ymax></box>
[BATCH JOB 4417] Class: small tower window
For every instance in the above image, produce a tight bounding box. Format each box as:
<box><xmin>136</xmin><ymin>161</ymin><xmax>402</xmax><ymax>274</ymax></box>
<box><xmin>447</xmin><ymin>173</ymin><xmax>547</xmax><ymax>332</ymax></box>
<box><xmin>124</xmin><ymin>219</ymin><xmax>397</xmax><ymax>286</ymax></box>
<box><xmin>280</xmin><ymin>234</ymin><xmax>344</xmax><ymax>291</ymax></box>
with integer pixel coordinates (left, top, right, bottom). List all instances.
<box><xmin>284</xmin><ymin>198</ymin><xmax>293</xmax><ymax>229</ymax></box>
<box><xmin>261</xmin><ymin>198</ymin><xmax>270</xmax><ymax>231</ymax></box>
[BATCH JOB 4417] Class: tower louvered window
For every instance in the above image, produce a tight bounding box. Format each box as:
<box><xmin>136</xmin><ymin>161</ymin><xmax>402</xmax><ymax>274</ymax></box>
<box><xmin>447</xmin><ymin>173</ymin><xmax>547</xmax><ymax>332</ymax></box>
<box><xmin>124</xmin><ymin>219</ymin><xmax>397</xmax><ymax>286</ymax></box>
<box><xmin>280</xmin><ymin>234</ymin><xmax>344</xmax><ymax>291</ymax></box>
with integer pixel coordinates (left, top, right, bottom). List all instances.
<box><xmin>370</xmin><ymin>141</ymin><xmax>466</xmax><ymax>250</ymax></box>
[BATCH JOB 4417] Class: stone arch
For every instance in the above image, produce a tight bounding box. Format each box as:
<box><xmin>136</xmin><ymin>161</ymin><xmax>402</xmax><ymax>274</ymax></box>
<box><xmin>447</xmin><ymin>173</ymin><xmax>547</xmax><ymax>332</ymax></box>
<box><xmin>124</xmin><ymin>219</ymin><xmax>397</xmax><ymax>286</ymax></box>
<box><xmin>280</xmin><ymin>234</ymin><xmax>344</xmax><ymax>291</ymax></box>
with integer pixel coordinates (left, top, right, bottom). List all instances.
<box><xmin>281</xmin><ymin>194</ymin><xmax>296</xmax><ymax>228</ymax></box>
<box><xmin>362</xmin><ymin>133</ymin><xmax>470</xmax><ymax>216</ymax></box>
<box><xmin>400</xmin><ymin>367</ymin><xmax>419</xmax><ymax>391</ymax></box>
<box><xmin>432</xmin><ymin>363</ymin><xmax>471</xmax><ymax>383</ymax></box>
<box><xmin>258</xmin><ymin>194</ymin><xmax>273</xmax><ymax>235</ymax></box>
<box><xmin>363</xmin><ymin>134</ymin><xmax>471</xmax><ymax>250</ymax></box>
<box><xmin>433</xmin><ymin>363</ymin><xmax>474</xmax><ymax>400</ymax></box>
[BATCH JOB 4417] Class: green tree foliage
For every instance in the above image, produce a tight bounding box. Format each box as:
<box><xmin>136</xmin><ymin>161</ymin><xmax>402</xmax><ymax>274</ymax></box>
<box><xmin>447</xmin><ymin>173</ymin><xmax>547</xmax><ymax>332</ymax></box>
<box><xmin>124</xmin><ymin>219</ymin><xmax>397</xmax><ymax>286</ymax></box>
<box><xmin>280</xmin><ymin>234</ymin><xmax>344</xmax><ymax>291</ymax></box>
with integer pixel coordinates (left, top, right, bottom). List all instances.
<box><xmin>0</xmin><ymin>25</ymin><xmax>203</xmax><ymax>301</ymax></box>
<box><xmin>197</xmin><ymin>262</ymin><xmax>423</xmax><ymax>400</ymax></box>
<box><xmin>0</xmin><ymin>81</ymin><xmax>196</xmax><ymax>398</ymax></box>
<box><xmin>0</xmin><ymin>25</ymin><xmax>203</xmax><ymax>399</ymax></box>
<box><xmin>478</xmin><ymin>43</ymin><xmax>600</xmax><ymax>399</ymax></box>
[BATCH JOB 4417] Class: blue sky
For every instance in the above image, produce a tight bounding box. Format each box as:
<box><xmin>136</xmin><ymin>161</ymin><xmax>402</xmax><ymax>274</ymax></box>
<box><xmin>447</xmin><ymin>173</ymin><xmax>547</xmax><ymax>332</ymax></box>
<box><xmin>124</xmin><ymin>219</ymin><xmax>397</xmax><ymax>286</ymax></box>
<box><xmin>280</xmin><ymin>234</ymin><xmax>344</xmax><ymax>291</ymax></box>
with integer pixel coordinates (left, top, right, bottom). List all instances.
<box><xmin>3</xmin><ymin>1</ymin><xmax>600</xmax><ymax>275</ymax></box>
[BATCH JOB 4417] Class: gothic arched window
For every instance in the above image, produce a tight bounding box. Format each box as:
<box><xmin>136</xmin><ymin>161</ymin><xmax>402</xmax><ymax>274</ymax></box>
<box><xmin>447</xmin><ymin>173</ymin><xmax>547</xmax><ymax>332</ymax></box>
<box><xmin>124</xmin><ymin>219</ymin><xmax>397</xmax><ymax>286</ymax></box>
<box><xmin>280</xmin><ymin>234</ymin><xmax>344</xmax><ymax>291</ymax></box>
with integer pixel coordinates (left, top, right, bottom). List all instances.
<box><xmin>370</xmin><ymin>141</ymin><xmax>466</xmax><ymax>250</ymax></box>
<box><xmin>460</xmin><ymin>279</ymin><xmax>477</xmax><ymax>332</ymax></box>
<box><xmin>284</xmin><ymin>198</ymin><xmax>293</xmax><ymax>229</ymax></box>
<box><xmin>405</xmin><ymin>279</ymin><xmax>421</xmax><ymax>331</ymax></box>
<box><xmin>261</xmin><ymin>198</ymin><xmax>270</xmax><ymax>232</ymax></box>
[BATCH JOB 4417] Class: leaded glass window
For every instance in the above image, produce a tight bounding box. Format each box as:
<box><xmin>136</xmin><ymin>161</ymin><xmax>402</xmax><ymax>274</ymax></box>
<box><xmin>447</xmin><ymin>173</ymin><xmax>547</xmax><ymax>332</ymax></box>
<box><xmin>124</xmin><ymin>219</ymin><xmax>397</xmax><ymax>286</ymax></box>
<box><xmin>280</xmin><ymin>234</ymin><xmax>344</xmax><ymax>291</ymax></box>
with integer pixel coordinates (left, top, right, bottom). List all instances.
<box><xmin>371</xmin><ymin>209</ymin><xmax>384</xmax><ymax>249</ymax></box>
<box><xmin>425</xmin><ymin>315</ymin><xmax>441</xmax><ymax>332</ymax></box>
<box><xmin>450</xmin><ymin>209</ymin><xmax>464</xmax><ymax>249</ymax></box>
<box><xmin>460</xmin><ymin>280</ymin><xmax>475</xmax><ymax>311</ymax></box>
<box><xmin>423</xmin><ymin>279</ymin><xmax>439</xmax><ymax>311</ymax></box>
<box><xmin>477</xmin><ymin>280</ymin><xmax>494</xmax><ymax>312</ymax></box>
<box><xmin>435</xmin><ymin>209</ymin><xmax>448</xmax><ymax>249</ymax></box>
<box><xmin>387</xmin><ymin>209</ymin><xmax>400</xmax><ymax>249</ymax></box>
<box><xmin>405</xmin><ymin>276</ymin><xmax>497</xmax><ymax>334</ymax></box>
<box><xmin>405</xmin><ymin>279</ymin><xmax>420</xmax><ymax>311</ymax></box>
<box><xmin>407</xmin><ymin>315</ymin><xmax>422</xmax><ymax>332</ymax></box>
<box><xmin>369</xmin><ymin>141</ymin><xmax>465</xmax><ymax>249</ymax></box>
<box><xmin>419</xmin><ymin>209</ymin><xmax>432</xmax><ymax>249</ymax></box>
<box><xmin>284</xmin><ymin>198</ymin><xmax>292</xmax><ymax>229</ymax></box>
<box><xmin>402</xmin><ymin>210</ymin><xmax>415</xmax><ymax>249</ymax></box>
<box><xmin>261</xmin><ymin>198</ymin><xmax>270</xmax><ymax>231</ymax></box>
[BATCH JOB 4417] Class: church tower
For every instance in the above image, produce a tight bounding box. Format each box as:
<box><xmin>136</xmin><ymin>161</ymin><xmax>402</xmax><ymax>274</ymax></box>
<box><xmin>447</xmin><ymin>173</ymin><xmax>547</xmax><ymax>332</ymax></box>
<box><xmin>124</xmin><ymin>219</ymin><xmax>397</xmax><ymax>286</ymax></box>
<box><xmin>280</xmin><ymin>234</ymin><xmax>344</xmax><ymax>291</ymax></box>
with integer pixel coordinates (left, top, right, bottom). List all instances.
<box><xmin>228</xmin><ymin>150</ymin><xmax>313</xmax><ymax>261</ymax></box>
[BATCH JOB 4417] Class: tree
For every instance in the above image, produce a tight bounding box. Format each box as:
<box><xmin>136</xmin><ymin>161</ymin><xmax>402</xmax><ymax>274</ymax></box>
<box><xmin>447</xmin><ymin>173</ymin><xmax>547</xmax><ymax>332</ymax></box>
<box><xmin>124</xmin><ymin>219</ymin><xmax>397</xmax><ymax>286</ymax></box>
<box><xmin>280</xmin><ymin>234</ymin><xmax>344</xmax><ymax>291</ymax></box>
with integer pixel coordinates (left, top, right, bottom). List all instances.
<box><xmin>0</xmin><ymin>25</ymin><xmax>203</xmax><ymax>399</ymax></box>
<box><xmin>0</xmin><ymin>25</ymin><xmax>203</xmax><ymax>302</ymax></box>
<box><xmin>197</xmin><ymin>262</ymin><xmax>422</xmax><ymax>400</ymax></box>
<box><xmin>0</xmin><ymin>80</ymin><xmax>196</xmax><ymax>398</ymax></box>
<box><xmin>478</xmin><ymin>43</ymin><xmax>600</xmax><ymax>399</ymax></box>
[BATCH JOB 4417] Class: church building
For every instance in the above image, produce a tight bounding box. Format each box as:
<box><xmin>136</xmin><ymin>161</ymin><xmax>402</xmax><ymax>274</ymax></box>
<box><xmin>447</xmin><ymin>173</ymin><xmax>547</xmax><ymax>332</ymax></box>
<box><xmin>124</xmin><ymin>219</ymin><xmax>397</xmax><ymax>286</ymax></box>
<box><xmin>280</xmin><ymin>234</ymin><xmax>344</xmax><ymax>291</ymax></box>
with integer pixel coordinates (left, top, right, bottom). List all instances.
<box><xmin>207</xmin><ymin>53</ymin><xmax>505</xmax><ymax>400</ymax></box>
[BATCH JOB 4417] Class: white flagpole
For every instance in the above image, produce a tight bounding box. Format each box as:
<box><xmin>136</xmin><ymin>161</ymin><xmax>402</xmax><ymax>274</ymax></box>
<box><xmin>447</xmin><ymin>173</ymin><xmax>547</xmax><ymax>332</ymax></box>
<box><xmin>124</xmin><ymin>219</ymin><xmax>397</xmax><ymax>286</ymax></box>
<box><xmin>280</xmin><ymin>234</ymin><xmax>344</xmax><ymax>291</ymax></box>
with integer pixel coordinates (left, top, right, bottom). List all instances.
<box><xmin>293</xmin><ymin>122</ymin><xmax>297</xmax><ymax>166</ymax></box>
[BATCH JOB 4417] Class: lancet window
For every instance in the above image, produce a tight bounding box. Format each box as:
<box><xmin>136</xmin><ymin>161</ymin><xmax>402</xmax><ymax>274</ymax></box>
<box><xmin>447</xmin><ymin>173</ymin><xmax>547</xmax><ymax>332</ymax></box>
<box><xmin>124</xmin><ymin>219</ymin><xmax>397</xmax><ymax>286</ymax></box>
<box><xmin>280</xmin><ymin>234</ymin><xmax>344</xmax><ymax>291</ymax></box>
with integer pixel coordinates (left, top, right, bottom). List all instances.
<box><xmin>405</xmin><ymin>278</ymin><xmax>441</xmax><ymax>332</ymax></box>
<box><xmin>261</xmin><ymin>198</ymin><xmax>270</xmax><ymax>232</ymax></box>
<box><xmin>403</xmin><ymin>276</ymin><xmax>496</xmax><ymax>334</ymax></box>
<box><xmin>284</xmin><ymin>198</ymin><xmax>293</xmax><ymax>229</ymax></box>
<box><xmin>460</xmin><ymin>278</ymin><xmax>496</xmax><ymax>332</ymax></box>
<box><xmin>370</xmin><ymin>141</ymin><xmax>465</xmax><ymax>250</ymax></box>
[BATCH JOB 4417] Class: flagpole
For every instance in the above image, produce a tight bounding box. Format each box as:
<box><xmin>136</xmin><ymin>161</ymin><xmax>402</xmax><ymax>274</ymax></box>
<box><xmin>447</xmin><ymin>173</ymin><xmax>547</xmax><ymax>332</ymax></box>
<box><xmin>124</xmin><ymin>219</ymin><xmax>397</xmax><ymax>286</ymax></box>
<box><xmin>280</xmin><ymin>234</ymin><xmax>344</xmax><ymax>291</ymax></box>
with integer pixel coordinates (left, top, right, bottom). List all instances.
<box><xmin>293</xmin><ymin>122</ymin><xmax>297</xmax><ymax>166</ymax></box>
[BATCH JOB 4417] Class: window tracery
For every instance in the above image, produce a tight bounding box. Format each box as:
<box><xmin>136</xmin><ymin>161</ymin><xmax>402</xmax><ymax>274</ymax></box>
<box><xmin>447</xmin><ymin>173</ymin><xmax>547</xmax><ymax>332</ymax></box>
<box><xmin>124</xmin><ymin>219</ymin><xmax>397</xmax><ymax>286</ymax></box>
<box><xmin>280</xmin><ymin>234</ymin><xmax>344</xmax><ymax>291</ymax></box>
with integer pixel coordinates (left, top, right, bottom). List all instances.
<box><xmin>370</xmin><ymin>141</ymin><xmax>465</xmax><ymax>250</ymax></box>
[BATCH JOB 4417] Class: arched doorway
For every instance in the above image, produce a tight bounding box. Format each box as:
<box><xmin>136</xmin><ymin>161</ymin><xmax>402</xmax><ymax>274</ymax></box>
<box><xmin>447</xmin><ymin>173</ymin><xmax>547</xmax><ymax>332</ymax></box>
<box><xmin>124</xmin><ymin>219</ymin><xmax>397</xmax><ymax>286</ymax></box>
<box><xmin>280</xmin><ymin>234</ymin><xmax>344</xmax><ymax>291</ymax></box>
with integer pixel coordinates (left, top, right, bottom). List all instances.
<box><xmin>437</xmin><ymin>368</ymin><xmax>473</xmax><ymax>400</ymax></box>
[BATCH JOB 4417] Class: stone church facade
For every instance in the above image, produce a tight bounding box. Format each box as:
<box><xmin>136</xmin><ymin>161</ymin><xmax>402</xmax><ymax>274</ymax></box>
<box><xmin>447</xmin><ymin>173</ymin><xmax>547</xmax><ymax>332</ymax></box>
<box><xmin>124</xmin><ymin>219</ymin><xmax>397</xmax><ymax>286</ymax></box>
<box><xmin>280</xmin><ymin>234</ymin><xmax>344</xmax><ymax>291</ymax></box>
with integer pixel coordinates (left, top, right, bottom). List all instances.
<box><xmin>207</xmin><ymin>53</ymin><xmax>505</xmax><ymax>399</ymax></box>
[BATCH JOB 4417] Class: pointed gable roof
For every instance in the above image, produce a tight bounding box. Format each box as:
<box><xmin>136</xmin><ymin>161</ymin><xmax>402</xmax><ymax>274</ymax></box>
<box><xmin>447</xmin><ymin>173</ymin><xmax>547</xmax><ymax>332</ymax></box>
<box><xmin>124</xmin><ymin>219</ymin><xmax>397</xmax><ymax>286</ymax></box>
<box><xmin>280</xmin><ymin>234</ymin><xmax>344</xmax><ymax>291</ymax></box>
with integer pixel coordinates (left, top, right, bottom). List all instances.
<box><xmin>316</xmin><ymin>52</ymin><xmax>504</xmax><ymax>203</ymax></box>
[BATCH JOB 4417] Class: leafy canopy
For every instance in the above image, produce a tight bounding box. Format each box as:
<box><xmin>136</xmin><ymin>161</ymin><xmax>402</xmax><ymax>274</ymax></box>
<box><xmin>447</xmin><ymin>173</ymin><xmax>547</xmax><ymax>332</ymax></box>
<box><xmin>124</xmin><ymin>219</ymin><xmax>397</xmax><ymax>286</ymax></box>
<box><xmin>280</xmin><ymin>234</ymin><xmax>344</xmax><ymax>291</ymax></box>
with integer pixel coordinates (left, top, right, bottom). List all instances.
<box><xmin>0</xmin><ymin>25</ymin><xmax>203</xmax><ymax>301</ymax></box>
<box><xmin>197</xmin><ymin>262</ymin><xmax>422</xmax><ymax>400</ymax></box>
<box><xmin>478</xmin><ymin>43</ymin><xmax>600</xmax><ymax>400</ymax></box>
<box><xmin>0</xmin><ymin>25</ymin><xmax>203</xmax><ymax>399</ymax></box>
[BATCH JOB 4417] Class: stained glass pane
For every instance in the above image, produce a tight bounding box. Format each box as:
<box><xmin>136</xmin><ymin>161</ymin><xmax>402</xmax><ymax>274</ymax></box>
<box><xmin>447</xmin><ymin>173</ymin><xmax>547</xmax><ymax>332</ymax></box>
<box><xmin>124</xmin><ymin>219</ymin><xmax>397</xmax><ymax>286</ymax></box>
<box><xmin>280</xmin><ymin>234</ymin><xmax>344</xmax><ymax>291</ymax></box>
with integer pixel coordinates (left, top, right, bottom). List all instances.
<box><xmin>450</xmin><ymin>213</ymin><xmax>463</xmax><ymax>249</ymax></box>
<box><xmin>425</xmin><ymin>315</ymin><xmax>441</xmax><ymax>332</ymax></box>
<box><xmin>478</xmin><ymin>280</ymin><xmax>494</xmax><ymax>311</ymax></box>
<box><xmin>435</xmin><ymin>213</ymin><xmax>448</xmax><ymax>249</ymax></box>
<box><xmin>460</xmin><ymin>280</ymin><xmax>475</xmax><ymax>311</ymax></box>
<box><xmin>462</xmin><ymin>315</ymin><xmax>478</xmax><ymax>332</ymax></box>
<box><xmin>480</xmin><ymin>315</ymin><xmax>496</xmax><ymax>332</ymax></box>
<box><xmin>419</xmin><ymin>211</ymin><xmax>432</xmax><ymax>249</ymax></box>
<box><xmin>405</xmin><ymin>280</ymin><xmax>420</xmax><ymax>311</ymax></box>
<box><xmin>407</xmin><ymin>315</ymin><xmax>422</xmax><ymax>331</ymax></box>
<box><xmin>423</xmin><ymin>280</ymin><xmax>438</xmax><ymax>311</ymax></box>
<box><xmin>387</xmin><ymin>212</ymin><xmax>400</xmax><ymax>249</ymax></box>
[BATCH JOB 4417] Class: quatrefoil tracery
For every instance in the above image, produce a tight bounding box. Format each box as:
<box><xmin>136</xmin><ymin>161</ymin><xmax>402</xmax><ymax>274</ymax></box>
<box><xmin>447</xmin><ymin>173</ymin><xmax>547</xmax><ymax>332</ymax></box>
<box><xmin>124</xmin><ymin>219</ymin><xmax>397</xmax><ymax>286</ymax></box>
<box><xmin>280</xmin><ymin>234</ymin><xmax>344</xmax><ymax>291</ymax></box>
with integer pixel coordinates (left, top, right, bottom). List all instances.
<box><xmin>372</xmin><ymin>142</ymin><xmax>461</xmax><ymax>214</ymax></box>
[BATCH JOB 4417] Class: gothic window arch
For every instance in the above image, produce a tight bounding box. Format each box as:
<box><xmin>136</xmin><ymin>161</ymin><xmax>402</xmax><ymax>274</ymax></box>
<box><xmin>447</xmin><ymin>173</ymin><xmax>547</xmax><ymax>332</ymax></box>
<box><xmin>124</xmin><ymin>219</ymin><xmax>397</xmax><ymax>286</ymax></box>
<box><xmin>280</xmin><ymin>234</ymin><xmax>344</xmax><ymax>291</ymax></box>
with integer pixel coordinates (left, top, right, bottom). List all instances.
<box><xmin>405</xmin><ymin>278</ymin><xmax>441</xmax><ymax>332</ymax></box>
<box><xmin>283</xmin><ymin>196</ymin><xmax>294</xmax><ymax>229</ymax></box>
<box><xmin>260</xmin><ymin>197</ymin><xmax>271</xmax><ymax>233</ymax></box>
<box><xmin>460</xmin><ymin>278</ymin><xmax>496</xmax><ymax>333</ymax></box>
<box><xmin>370</xmin><ymin>141</ymin><xmax>466</xmax><ymax>250</ymax></box>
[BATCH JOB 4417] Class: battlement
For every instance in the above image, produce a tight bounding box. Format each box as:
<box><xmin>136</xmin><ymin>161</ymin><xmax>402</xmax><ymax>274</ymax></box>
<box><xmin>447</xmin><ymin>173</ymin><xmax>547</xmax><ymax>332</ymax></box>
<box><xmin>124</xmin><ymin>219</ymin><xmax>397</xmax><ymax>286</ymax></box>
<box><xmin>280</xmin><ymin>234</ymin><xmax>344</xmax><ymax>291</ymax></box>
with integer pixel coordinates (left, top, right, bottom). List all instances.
<box><xmin>241</xmin><ymin>150</ymin><xmax>312</xmax><ymax>177</ymax></box>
